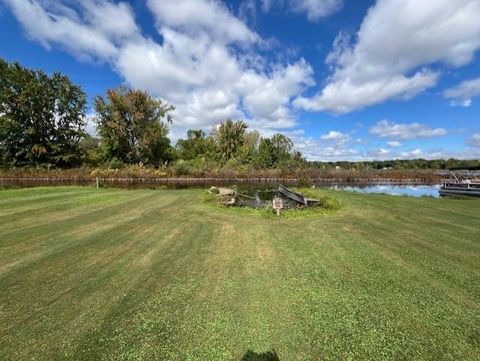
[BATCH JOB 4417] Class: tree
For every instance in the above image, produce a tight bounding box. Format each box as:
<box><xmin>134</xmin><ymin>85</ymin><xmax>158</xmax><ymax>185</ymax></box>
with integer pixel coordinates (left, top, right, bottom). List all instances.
<box><xmin>176</xmin><ymin>129</ymin><xmax>217</xmax><ymax>160</ymax></box>
<box><xmin>0</xmin><ymin>58</ymin><xmax>87</xmax><ymax>167</ymax></box>
<box><xmin>256</xmin><ymin>138</ymin><xmax>275</xmax><ymax>168</ymax></box>
<box><xmin>211</xmin><ymin>119</ymin><xmax>248</xmax><ymax>161</ymax></box>
<box><xmin>254</xmin><ymin>134</ymin><xmax>296</xmax><ymax>168</ymax></box>
<box><xmin>270</xmin><ymin>133</ymin><xmax>293</xmax><ymax>166</ymax></box>
<box><xmin>95</xmin><ymin>87</ymin><xmax>174</xmax><ymax>166</ymax></box>
<box><xmin>238</xmin><ymin>130</ymin><xmax>261</xmax><ymax>164</ymax></box>
<box><xmin>79</xmin><ymin>134</ymin><xmax>101</xmax><ymax>166</ymax></box>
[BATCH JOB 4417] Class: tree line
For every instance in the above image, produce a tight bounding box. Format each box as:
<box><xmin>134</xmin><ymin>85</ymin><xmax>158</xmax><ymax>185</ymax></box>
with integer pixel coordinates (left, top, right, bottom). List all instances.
<box><xmin>1</xmin><ymin>58</ymin><xmax>478</xmax><ymax>172</ymax></box>
<box><xmin>0</xmin><ymin>58</ymin><xmax>302</xmax><ymax>171</ymax></box>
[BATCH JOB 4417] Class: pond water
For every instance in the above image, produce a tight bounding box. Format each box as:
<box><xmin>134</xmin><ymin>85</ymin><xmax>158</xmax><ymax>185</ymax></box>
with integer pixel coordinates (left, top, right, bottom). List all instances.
<box><xmin>327</xmin><ymin>184</ymin><xmax>441</xmax><ymax>198</ymax></box>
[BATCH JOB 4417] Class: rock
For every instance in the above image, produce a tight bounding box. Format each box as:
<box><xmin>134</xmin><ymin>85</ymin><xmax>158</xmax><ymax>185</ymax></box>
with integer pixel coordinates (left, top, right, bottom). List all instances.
<box><xmin>208</xmin><ymin>186</ymin><xmax>219</xmax><ymax>194</ymax></box>
<box><xmin>218</xmin><ymin>188</ymin><xmax>236</xmax><ymax>196</ymax></box>
<box><xmin>224</xmin><ymin>197</ymin><xmax>236</xmax><ymax>206</ymax></box>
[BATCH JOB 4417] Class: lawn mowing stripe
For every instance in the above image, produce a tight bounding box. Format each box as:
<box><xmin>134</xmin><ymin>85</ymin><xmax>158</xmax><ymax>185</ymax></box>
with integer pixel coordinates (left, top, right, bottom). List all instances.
<box><xmin>0</xmin><ymin>196</ymin><xmax>198</xmax><ymax>358</ymax></box>
<box><xmin>0</xmin><ymin>194</ymin><xmax>154</xmax><ymax>273</ymax></box>
<box><xmin>329</xmin><ymin>214</ymin><xmax>480</xmax><ymax>307</ymax></box>
<box><xmin>0</xmin><ymin>192</ymin><xmax>179</xmax><ymax>276</ymax></box>
<box><xmin>0</xmin><ymin>190</ymin><xmax>127</xmax><ymax>232</ymax></box>
<box><xmin>70</xmin><ymin>222</ymin><xmax>216</xmax><ymax>360</ymax></box>
<box><xmin>0</xmin><ymin>188</ymin><xmax>479</xmax><ymax>361</ymax></box>
<box><xmin>265</xmin><ymin>220</ymin><xmax>478</xmax><ymax>360</ymax></box>
<box><xmin>0</xmin><ymin>189</ymin><xmax>149</xmax><ymax>239</ymax></box>
<box><xmin>0</xmin><ymin>188</ymin><xmax>93</xmax><ymax>211</ymax></box>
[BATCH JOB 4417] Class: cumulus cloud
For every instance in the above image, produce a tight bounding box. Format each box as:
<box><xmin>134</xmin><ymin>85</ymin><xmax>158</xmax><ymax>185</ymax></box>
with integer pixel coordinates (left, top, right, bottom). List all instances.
<box><xmin>295</xmin><ymin>0</ymin><xmax>480</xmax><ymax>113</ymax></box>
<box><xmin>261</xmin><ymin>0</ymin><xmax>343</xmax><ymax>20</ymax></box>
<box><xmin>289</xmin><ymin>0</ymin><xmax>343</xmax><ymax>20</ymax></box>
<box><xmin>147</xmin><ymin>0</ymin><xmax>258</xmax><ymax>44</ymax></box>
<box><xmin>367</xmin><ymin>148</ymin><xmax>390</xmax><ymax>159</ymax></box>
<box><xmin>370</xmin><ymin>120</ymin><xmax>447</xmax><ymax>140</ymax></box>
<box><xmin>84</xmin><ymin>113</ymin><xmax>98</xmax><ymax>136</ymax></box>
<box><xmin>4</xmin><ymin>0</ymin><xmax>140</xmax><ymax>61</ymax></box>
<box><xmin>466</xmin><ymin>134</ymin><xmax>480</xmax><ymax>147</ymax></box>
<box><xmin>320</xmin><ymin>130</ymin><xmax>350</xmax><ymax>145</ymax></box>
<box><xmin>444</xmin><ymin>77</ymin><xmax>480</xmax><ymax>107</ymax></box>
<box><xmin>286</xmin><ymin>129</ymin><xmax>478</xmax><ymax>161</ymax></box>
<box><xmin>387</xmin><ymin>141</ymin><xmax>402</xmax><ymax>148</ymax></box>
<box><xmin>5</xmin><ymin>0</ymin><xmax>313</xmax><ymax>137</ymax></box>
<box><xmin>295</xmin><ymin>138</ymin><xmax>358</xmax><ymax>160</ymax></box>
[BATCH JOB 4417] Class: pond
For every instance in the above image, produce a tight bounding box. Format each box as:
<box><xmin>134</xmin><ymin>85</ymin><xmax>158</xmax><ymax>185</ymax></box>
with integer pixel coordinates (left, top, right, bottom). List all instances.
<box><xmin>327</xmin><ymin>184</ymin><xmax>441</xmax><ymax>198</ymax></box>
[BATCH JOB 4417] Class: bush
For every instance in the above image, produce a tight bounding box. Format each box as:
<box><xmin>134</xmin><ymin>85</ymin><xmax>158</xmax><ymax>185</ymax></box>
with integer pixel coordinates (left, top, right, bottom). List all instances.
<box><xmin>172</xmin><ymin>160</ymin><xmax>193</xmax><ymax>176</ymax></box>
<box><xmin>105</xmin><ymin>157</ymin><xmax>124</xmax><ymax>170</ymax></box>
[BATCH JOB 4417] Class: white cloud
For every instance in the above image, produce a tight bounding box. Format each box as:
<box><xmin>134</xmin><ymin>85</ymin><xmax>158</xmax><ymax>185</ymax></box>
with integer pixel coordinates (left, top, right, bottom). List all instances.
<box><xmin>449</xmin><ymin>99</ymin><xmax>472</xmax><ymax>107</ymax></box>
<box><xmin>147</xmin><ymin>0</ymin><xmax>258</xmax><ymax>44</ymax></box>
<box><xmin>466</xmin><ymin>134</ymin><xmax>480</xmax><ymax>147</ymax></box>
<box><xmin>367</xmin><ymin>147</ymin><xmax>390</xmax><ymax>159</ymax></box>
<box><xmin>406</xmin><ymin>149</ymin><xmax>423</xmax><ymax>157</ymax></box>
<box><xmin>84</xmin><ymin>113</ymin><xmax>97</xmax><ymax>136</ymax></box>
<box><xmin>4</xmin><ymin>0</ymin><xmax>140</xmax><ymax>61</ymax></box>
<box><xmin>290</xmin><ymin>0</ymin><xmax>343</xmax><ymax>21</ymax></box>
<box><xmin>286</xmin><ymin>129</ymin><xmax>478</xmax><ymax>161</ymax></box>
<box><xmin>6</xmin><ymin>0</ymin><xmax>314</xmax><ymax>137</ymax></box>
<box><xmin>370</xmin><ymin>120</ymin><xmax>447</xmax><ymax>140</ymax></box>
<box><xmin>444</xmin><ymin>77</ymin><xmax>480</xmax><ymax>107</ymax></box>
<box><xmin>295</xmin><ymin>0</ymin><xmax>480</xmax><ymax>113</ymax></box>
<box><xmin>296</xmin><ymin>139</ymin><xmax>358</xmax><ymax>160</ymax></box>
<box><xmin>320</xmin><ymin>130</ymin><xmax>350</xmax><ymax>144</ymax></box>
<box><xmin>387</xmin><ymin>141</ymin><xmax>402</xmax><ymax>148</ymax></box>
<box><xmin>295</xmin><ymin>69</ymin><xmax>438</xmax><ymax>113</ymax></box>
<box><xmin>261</xmin><ymin>0</ymin><xmax>343</xmax><ymax>20</ymax></box>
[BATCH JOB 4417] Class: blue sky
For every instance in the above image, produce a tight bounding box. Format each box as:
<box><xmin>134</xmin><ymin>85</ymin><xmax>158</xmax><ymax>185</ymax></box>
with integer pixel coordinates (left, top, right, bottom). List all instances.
<box><xmin>1</xmin><ymin>0</ymin><xmax>480</xmax><ymax>160</ymax></box>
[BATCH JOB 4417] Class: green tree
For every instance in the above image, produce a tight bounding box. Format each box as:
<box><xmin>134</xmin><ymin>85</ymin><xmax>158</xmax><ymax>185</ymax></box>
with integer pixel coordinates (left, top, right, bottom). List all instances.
<box><xmin>79</xmin><ymin>134</ymin><xmax>101</xmax><ymax>166</ymax></box>
<box><xmin>238</xmin><ymin>130</ymin><xmax>261</xmax><ymax>164</ymax></box>
<box><xmin>176</xmin><ymin>129</ymin><xmax>217</xmax><ymax>160</ymax></box>
<box><xmin>0</xmin><ymin>58</ymin><xmax>87</xmax><ymax>167</ymax></box>
<box><xmin>95</xmin><ymin>87</ymin><xmax>174</xmax><ymax>166</ymax></box>
<box><xmin>270</xmin><ymin>133</ymin><xmax>294</xmax><ymax>166</ymax></box>
<box><xmin>256</xmin><ymin>138</ymin><xmax>275</xmax><ymax>168</ymax></box>
<box><xmin>254</xmin><ymin>134</ymin><xmax>297</xmax><ymax>168</ymax></box>
<box><xmin>211</xmin><ymin>119</ymin><xmax>248</xmax><ymax>161</ymax></box>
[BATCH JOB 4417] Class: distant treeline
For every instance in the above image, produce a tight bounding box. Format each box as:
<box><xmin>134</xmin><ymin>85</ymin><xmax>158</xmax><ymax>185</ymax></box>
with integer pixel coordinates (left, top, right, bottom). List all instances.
<box><xmin>310</xmin><ymin>159</ymin><xmax>480</xmax><ymax>171</ymax></box>
<box><xmin>0</xmin><ymin>58</ymin><xmax>478</xmax><ymax>176</ymax></box>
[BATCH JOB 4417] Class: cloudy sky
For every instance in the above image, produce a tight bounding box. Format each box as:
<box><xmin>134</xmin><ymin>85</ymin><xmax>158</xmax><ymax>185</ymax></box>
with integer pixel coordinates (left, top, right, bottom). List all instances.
<box><xmin>1</xmin><ymin>0</ymin><xmax>480</xmax><ymax>160</ymax></box>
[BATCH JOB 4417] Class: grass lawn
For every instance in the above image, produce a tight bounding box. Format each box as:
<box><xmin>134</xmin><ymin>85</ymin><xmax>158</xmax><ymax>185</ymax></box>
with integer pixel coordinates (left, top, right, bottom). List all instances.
<box><xmin>0</xmin><ymin>186</ymin><xmax>479</xmax><ymax>360</ymax></box>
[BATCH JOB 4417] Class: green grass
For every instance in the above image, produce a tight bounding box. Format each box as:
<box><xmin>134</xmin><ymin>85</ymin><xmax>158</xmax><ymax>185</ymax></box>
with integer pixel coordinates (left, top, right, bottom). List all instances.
<box><xmin>0</xmin><ymin>187</ymin><xmax>479</xmax><ymax>360</ymax></box>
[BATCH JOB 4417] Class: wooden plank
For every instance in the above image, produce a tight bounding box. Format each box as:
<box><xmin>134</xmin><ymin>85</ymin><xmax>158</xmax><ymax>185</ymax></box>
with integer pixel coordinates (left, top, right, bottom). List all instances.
<box><xmin>278</xmin><ymin>185</ymin><xmax>307</xmax><ymax>205</ymax></box>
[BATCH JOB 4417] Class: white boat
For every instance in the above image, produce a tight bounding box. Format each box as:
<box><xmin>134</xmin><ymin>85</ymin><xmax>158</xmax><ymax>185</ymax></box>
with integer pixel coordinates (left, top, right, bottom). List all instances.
<box><xmin>439</xmin><ymin>172</ymin><xmax>480</xmax><ymax>197</ymax></box>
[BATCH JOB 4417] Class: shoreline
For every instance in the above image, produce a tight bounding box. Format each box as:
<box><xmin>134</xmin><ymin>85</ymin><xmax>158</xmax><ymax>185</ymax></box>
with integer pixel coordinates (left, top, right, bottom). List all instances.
<box><xmin>0</xmin><ymin>176</ymin><xmax>442</xmax><ymax>188</ymax></box>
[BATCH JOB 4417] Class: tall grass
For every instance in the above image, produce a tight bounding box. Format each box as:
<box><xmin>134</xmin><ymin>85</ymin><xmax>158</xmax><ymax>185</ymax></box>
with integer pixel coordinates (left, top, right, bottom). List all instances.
<box><xmin>0</xmin><ymin>165</ymin><xmax>443</xmax><ymax>183</ymax></box>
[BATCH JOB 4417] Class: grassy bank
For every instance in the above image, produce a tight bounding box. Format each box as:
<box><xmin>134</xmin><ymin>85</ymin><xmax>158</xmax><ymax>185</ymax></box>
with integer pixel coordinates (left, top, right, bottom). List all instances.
<box><xmin>0</xmin><ymin>187</ymin><xmax>479</xmax><ymax>360</ymax></box>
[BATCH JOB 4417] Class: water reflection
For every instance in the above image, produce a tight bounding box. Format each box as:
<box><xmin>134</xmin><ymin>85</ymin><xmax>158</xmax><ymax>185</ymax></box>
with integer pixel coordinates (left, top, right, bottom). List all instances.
<box><xmin>328</xmin><ymin>184</ymin><xmax>441</xmax><ymax>198</ymax></box>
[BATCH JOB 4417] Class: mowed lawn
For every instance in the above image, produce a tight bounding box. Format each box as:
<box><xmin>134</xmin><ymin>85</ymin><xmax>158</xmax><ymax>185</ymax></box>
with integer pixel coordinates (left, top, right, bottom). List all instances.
<box><xmin>0</xmin><ymin>187</ymin><xmax>479</xmax><ymax>360</ymax></box>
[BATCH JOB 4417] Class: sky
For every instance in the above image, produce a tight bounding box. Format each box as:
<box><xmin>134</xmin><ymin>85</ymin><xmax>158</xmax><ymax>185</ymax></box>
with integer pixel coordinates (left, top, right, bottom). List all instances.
<box><xmin>1</xmin><ymin>0</ymin><xmax>480</xmax><ymax>161</ymax></box>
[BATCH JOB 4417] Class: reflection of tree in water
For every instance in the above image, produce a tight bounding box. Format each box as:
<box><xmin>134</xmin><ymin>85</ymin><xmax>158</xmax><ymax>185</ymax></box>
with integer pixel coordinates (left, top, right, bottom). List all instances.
<box><xmin>241</xmin><ymin>349</ymin><xmax>280</xmax><ymax>361</ymax></box>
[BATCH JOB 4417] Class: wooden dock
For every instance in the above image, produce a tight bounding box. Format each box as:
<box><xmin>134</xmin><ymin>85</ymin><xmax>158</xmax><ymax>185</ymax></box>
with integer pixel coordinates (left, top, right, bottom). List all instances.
<box><xmin>278</xmin><ymin>185</ymin><xmax>319</xmax><ymax>206</ymax></box>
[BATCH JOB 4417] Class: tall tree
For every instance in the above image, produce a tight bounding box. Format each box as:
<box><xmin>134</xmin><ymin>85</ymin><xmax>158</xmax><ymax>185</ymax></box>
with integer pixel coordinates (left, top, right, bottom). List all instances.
<box><xmin>95</xmin><ymin>87</ymin><xmax>174</xmax><ymax>166</ymax></box>
<box><xmin>256</xmin><ymin>138</ymin><xmax>275</xmax><ymax>168</ymax></box>
<box><xmin>238</xmin><ymin>130</ymin><xmax>261</xmax><ymax>164</ymax></box>
<box><xmin>254</xmin><ymin>134</ymin><xmax>296</xmax><ymax>168</ymax></box>
<box><xmin>270</xmin><ymin>133</ymin><xmax>294</xmax><ymax>166</ymax></box>
<box><xmin>212</xmin><ymin>119</ymin><xmax>248</xmax><ymax>161</ymax></box>
<box><xmin>0</xmin><ymin>58</ymin><xmax>87</xmax><ymax>167</ymax></box>
<box><xmin>176</xmin><ymin>129</ymin><xmax>217</xmax><ymax>160</ymax></box>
